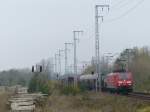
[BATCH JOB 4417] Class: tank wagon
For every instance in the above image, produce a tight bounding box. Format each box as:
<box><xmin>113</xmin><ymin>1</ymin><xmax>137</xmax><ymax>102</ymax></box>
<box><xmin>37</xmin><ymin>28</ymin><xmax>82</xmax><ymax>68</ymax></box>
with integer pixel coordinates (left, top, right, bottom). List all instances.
<box><xmin>79</xmin><ymin>74</ymin><xmax>98</xmax><ymax>90</ymax></box>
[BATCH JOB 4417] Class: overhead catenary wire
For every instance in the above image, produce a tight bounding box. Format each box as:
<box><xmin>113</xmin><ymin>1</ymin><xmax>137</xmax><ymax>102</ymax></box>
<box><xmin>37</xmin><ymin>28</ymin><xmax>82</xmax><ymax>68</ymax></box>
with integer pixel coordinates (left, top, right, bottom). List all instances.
<box><xmin>110</xmin><ymin>0</ymin><xmax>130</xmax><ymax>9</ymax></box>
<box><xmin>104</xmin><ymin>0</ymin><xmax>129</xmax><ymax>9</ymax></box>
<box><xmin>104</xmin><ymin>0</ymin><xmax>145</xmax><ymax>23</ymax></box>
<box><xmin>110</xmin><ymin>0</ymin><xmax>135</xmax><ymax>11</ymax></box>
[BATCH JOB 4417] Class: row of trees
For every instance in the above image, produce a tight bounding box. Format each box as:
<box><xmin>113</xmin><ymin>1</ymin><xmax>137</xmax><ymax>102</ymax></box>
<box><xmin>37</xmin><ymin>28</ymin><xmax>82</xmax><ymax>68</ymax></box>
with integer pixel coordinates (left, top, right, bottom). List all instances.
<box><xmin>0</xmin><ymin>68</ymin><xmax>33</xmax><ymax>86</ymax></box>
<box><xmin>129</xmin><ymin>47</ymin><xmax>150</xmax><ymax>91</ymax></box>
<box><xmin>0</xmin><ymin>58</ymin><xmax>55</xmax><ymax>94</ymax></box>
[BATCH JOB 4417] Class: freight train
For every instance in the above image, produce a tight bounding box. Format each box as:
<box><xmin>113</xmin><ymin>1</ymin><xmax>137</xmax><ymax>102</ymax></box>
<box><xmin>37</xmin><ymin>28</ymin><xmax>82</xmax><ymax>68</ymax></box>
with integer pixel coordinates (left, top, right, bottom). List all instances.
<box><xmin>61</xmin><ymin>71</ymin><xmax>133</xmax><ymax>93</ymax></box>
<box><xmin>81</xmin><ymin>71</ymin><xmax>133</xmax><ymax>93</ymax></box>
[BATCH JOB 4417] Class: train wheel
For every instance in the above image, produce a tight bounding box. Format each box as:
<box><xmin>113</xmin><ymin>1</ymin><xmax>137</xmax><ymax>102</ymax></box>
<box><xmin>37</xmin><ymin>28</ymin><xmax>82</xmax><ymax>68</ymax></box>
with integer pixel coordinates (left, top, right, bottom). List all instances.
<box><xmin>117</xmin><ymin>90</ymin><xmax>120</xmax><ymax>94</ymax></box>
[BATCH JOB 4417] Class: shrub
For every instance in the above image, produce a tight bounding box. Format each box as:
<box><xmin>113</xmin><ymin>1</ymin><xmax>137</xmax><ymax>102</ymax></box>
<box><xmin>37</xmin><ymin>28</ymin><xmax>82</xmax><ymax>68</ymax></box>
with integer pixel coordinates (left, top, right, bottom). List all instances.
<box><xmin>61</xmin><ymin>86</ymin><xmax>81</xmax><ymax>95</ymax></box>
<box><xmin>28</xmin><ymin>74</ymin><xmax>55</xmax><ymax>95</ymax></box>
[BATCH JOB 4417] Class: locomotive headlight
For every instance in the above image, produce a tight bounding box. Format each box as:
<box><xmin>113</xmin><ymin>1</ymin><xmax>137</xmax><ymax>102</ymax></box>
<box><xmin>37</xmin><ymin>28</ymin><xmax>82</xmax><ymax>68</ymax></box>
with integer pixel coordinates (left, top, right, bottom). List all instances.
<box><xmin>127</xmin><ymin>81</ymin><xmax>132</xmax><ymax>85</ymax></box>
<box><xmin>127</xmin><ymin>81</ymin><xmax>131</xmax><ymax>84</ymax></box>
<box><xmin>118</xmin><ymin>81</ymin><xmax>123</xmax><ymax>84</ymax></box>
<box><xmin>118</xmin><ymin>81</ymin><xmax>123</xmax><ymax>86</ymax></box>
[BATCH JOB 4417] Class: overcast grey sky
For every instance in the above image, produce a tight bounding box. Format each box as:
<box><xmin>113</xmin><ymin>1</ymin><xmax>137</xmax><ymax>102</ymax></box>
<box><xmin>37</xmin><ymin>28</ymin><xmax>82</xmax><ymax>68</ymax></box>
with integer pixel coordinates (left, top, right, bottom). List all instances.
<box><xmin>0</xmin><ymin>0</ymin><xmax>149</xmax><ymax>70</ymax></box>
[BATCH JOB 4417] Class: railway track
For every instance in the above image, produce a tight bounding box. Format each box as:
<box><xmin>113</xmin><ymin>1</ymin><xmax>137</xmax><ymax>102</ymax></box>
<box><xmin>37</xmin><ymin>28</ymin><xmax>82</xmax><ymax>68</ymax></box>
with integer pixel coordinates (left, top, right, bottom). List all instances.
<box><xmin>127</xmin><ymin>92</ymin><xmax>150</xmax><ymax>102</ymax></box>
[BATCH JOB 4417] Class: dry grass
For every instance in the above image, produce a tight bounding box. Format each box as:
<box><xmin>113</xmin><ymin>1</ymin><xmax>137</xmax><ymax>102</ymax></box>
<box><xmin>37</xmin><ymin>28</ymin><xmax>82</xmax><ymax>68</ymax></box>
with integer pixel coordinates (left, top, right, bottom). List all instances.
<box><xmin>38</xmin><ymin>92</ymin><xmax>150</xmax><ymax>112</ymax></box>
<box><xmin>0</xmin><ymin>92</ymin><xmax>9</xmax><ymax>112</ymax></box>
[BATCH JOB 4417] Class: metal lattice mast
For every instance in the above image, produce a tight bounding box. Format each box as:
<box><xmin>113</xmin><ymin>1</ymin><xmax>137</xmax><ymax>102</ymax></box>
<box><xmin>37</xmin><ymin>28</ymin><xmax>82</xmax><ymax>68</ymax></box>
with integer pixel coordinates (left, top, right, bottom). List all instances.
<box><xmin>58</xmin><ymin>49</ymin><xmax>64</xmax><ymax>76</ymax></box>
<box><xmin>64</xmin><ymin>43</ymin><xmax>73</xmax><ymax>75</ymax></box>
<box><xmin>95</xmin><ymin>5</ymin><xmax>109</xmax><ymax>91</ymax></box>
<box><xmin>54</xmin><ymin>53</ymin><xmax>59</xmax><ymax>73</ymax></box>
<box><xmin>73</xmin><ymin>31</ymin><xmax>83</xmax><ymax>86</ymax></box>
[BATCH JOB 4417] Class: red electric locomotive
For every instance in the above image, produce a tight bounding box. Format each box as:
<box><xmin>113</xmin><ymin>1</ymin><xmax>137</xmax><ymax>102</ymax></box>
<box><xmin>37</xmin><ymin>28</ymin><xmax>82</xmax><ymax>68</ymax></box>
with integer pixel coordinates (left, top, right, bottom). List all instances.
<box><xmin>102</xmin><ymin>72</ymin><xmax>133</xmax><ymax>93</ymax></box>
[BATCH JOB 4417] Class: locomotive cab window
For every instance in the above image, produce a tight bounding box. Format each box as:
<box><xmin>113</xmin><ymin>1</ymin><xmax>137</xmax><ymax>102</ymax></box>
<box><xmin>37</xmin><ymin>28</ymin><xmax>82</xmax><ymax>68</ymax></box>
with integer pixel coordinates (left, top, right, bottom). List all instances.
<box><xmin>119</xmin><ymin>73</ymin><xmax>128</xmax><ymax>80</ymax></box>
